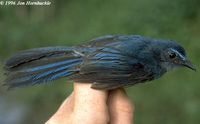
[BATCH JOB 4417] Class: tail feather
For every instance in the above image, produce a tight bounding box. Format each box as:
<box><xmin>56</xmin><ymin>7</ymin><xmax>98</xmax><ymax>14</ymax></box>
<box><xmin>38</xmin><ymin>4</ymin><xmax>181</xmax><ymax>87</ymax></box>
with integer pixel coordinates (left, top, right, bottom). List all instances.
<box><xmin>4</xmin><ymin>47</ymin><xmax>83</xmax><ymax>89</ymax></box>
<box><xmin>5</xmin><ymin>47</ymin><xmax>72</xmax><ymax>69</ymax></box>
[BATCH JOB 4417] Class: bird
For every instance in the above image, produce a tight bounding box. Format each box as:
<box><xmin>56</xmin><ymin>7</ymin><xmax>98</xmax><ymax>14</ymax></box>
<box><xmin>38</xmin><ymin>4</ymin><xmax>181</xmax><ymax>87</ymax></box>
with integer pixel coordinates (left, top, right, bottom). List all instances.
<box><xmin>3</xmin><ymin>35</ymin><xmax>196</xmax><ymax>90</ymax></box>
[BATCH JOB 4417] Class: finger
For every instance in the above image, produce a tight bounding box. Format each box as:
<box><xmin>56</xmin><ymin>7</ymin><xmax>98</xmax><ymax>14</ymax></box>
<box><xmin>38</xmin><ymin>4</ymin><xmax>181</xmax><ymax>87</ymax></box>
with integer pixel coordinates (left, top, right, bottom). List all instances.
<box><xmin>108</xmin><ymin>88</ymin><xmax>134</xmax><ymax>124</ymax></box>
<box><xmin>46</xmin><ymin>92</ymin><xmax>74</xmax><ymax>124</ymax></box>
<box><xmin>54</xmin><ymin>92</ymin><xmax>74</xmax><ymax>116</ymax></box>
<box><xmin>72</xmin><ymin>82</ymin><xmax>110</xmax><ymax>123</ymax></box>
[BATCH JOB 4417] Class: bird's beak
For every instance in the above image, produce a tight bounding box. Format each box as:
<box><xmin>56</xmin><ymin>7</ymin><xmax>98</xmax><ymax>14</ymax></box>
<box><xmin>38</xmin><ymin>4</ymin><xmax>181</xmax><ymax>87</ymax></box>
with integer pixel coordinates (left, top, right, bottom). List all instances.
<box><xmin>182</xmin><ymin>59</ymin><xmax>196</xmax><ymax>71</ymax></box>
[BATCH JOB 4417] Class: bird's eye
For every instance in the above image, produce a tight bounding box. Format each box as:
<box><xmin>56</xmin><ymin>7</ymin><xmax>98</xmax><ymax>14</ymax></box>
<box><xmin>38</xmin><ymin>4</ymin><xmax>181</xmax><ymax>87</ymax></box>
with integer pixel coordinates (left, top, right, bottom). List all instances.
<box><xmin>169</xmin><ymin>52</ymin><xmax>176</xmax><ymax>59</ymax></box>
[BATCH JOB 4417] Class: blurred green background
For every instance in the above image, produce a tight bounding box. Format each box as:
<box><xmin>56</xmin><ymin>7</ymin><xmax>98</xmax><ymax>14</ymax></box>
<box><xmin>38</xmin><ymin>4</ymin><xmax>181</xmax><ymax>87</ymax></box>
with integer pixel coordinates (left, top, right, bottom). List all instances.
<box><xmin>0</xmin><ymin>0</ymin><xmax>200</xmax><ymax>124</ymax></box>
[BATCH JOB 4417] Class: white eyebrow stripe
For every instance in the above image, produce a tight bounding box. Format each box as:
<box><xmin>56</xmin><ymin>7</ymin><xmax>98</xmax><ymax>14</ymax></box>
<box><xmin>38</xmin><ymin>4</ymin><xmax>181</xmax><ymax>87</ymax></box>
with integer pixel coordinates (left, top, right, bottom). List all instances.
<box><xmin>171</xmin><ymin>48</ymin><xmax>186</xmax><ymax>60</ymax></box>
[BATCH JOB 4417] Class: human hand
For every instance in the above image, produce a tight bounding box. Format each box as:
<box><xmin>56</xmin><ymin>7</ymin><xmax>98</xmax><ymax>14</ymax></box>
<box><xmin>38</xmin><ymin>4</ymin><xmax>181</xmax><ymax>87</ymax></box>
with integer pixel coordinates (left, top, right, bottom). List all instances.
<box><xmin>46</xmin><ymin>83</ymin><xmax>134</xmax><ymax>124</ymax></box>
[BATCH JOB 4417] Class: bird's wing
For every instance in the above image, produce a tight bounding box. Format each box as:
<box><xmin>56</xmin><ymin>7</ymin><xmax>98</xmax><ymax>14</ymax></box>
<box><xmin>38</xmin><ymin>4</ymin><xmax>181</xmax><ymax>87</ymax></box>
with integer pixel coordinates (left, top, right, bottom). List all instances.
<box><xmin>72</xmin><ymin>46</ymin><xmax>154</xmax><ymax>90</ymax></box>
<box><xmin>85</xmin><ymin>35</ymin><xmax>146</xmax><ymax>47</ymax></box>
<box><xmin>86</xmin><ymin>35</ymin><xmax>121</xmax><ymax>47</ymax></box>
<box><xmin>85</xmin><ymin>35</ymin><xmax>151</xmax><ymax>57</ymax></box>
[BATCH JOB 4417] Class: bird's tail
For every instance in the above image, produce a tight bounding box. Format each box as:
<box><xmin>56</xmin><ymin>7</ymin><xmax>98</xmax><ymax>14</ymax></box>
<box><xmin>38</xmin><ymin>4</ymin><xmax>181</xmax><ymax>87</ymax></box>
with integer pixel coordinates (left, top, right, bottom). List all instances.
<box><xmin>3</xmin><ymin>47</ymin><xmax>84</xmax><ymax>89</ymax></box>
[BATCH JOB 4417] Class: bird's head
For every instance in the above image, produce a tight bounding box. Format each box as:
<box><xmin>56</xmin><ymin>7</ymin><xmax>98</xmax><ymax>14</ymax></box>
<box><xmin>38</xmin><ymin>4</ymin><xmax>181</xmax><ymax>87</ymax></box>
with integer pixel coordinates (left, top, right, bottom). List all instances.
<box><xmin>157</xmin><ymin>41</ymin><xmax>196</xmax><ymax>71</ymax></box>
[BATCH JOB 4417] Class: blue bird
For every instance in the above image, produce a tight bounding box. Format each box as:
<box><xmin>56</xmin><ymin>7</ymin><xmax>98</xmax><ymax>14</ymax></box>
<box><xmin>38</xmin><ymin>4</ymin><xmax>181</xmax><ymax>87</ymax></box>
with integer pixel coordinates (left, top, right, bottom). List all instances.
<box><xmin>4</xmin><ymin>35</ymin><xmax>196</xmax><ymax>90</ymax></box>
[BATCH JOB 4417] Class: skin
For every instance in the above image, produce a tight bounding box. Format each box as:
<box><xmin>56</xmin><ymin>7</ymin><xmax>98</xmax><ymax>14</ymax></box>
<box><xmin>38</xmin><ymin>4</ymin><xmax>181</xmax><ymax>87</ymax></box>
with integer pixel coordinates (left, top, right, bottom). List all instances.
<box><xmin>45</xmin><ymin>82</ymin><xmax>134</xmax><ymax>124</ymax></box>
